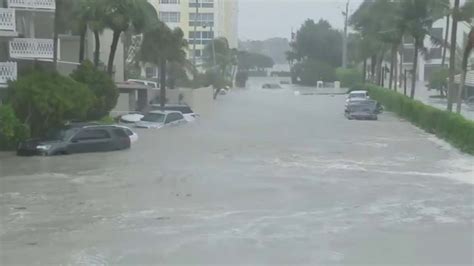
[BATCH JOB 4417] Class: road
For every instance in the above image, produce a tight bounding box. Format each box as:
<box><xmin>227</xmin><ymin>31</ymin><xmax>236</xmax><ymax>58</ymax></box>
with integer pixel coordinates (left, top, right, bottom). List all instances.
<box><xmin>1</xmin><ymin>79</ymin><xmax>473</xmax><ymax>265</ymax></box>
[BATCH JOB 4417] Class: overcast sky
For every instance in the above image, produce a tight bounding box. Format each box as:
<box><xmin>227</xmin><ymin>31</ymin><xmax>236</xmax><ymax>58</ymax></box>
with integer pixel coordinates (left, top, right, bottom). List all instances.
<box><xmin>238</xmin><ymin>0</ymin><xmax>363</xmax><ymax>41</ymax></box>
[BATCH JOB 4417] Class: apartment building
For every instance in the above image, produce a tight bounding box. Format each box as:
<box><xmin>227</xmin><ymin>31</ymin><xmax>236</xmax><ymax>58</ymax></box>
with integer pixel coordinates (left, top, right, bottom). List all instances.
<box><xmin>401</xmin><ymin>18</ymin><xmax>473</xmax><ymax>82</ymax></box>
<box><xmin>0</xmin><ymin>0</ymin><xmax>125</xmax><ymax>101</ymax></box>
<box><xmin>148</xmin><ymin>0</ymin><xmax>238</xmax><ymax>65</ymax></box>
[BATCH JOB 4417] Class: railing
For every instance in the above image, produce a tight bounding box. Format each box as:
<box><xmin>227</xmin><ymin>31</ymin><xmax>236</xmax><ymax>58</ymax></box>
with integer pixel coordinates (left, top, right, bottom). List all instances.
<box><xmin>0</xmin><ymin>62</ymin><xmax>17</xmax><ymax>84</ymax></box>
<box><xmin>0</xmin><ymin>8</ymin><xmax>16</xmax><ymax>32</ymax></box>
<box><xmin>9</xmin><ymin>38</ymin><xmax>56</xmax><ymax>59</ymax></box>
<box><xmin>8</xmin><ymin>0</ymin><xmax>55</xmax><ymax>10</ymax></box>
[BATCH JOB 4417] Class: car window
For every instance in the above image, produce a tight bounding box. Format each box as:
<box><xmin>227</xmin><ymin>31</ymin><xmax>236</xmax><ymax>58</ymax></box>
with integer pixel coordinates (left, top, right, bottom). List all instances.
<box><xmin>142</xmin><ymin>113</ymin><xmax>166</xmax><ymax>122</ymax></box>
<box><xmin>165</xmin><ymin>113</ymin><xmax>183</xmax><ymax>124</ymax></box>
<box><xmin>163</xmin><ymin>106</ymin><xmax>193</xmax><ymax>114</ymax></box>
<box><xmin>113</xmin><ymin>128</ymin><xmax>129</xmax><ymax>138</ymax></box>
<box><xmin>73</xmin><ymin>129</ymin><xmax>111</xmax><ymax>141</ymax></box>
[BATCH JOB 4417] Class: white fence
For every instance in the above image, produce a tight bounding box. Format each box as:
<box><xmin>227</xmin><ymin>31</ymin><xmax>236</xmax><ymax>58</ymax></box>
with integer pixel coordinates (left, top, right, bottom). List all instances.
<box><xmin>0</xmin><ymin>62</ymin><xmax>17</xmax><ymax>85</ymax></box>
<box><xmin>8</xmin><ymin>0</ymin><xmax>55</xmax><ymax>10</ymax></box>
<box><xmin>10</xmin><ymin>38</ymin><xmax>56</xmax><ymax>59</ymax></box>
<box><xmin>0</xmin><ymin>8</ymin><xmax>16</xmax><ymax>32</ymax></box>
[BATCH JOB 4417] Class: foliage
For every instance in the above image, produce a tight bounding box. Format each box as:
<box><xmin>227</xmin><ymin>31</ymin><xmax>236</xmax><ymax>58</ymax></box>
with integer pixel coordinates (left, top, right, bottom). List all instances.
<box><xmin>336</xmin><ymin>68</ymin><xmax>362</xmax><ymax>88</ymax></box>
<box><xmin>366</xmin><ymin>84</ymin><xmax>474</xmax><ymax>154</ymax></box>
<box><xmin>98</xmin><ymin>115</ymin><xmax>116</xmax><ymax>124</ymax></box>
<box><xmin>71</xmin><ymin>60</ymin><xmax>118</xmax><ymax>120</ymax></box>
<box><xmin>7</xmin><ymin>70</ymin><xmax>95</xmax><ymax>137</ymax></box>
<box><xmin>428</xmin><ymin>68</ymin><xmax>449</xmax><ymax>92</ymax></box>
<box><xmin>0</xmin><ymin>105</ymin><xmax>30</xmax><ymax>150</ymax></box>
<box><xmin>289</xmin><ymin>19</ymin><xmax>342</xmax><ymax>67</ymax></box>
<box><xmin>293</xmin><ymin>59</ymin><xmax>336</xmax><ymax>86</ymax></box>
<box><xmin>239</xmin><ymin>38</ymin><xmax>290</xmax><ymax>64</ymax></box>
<box><xmin>238</xmin><ymin>51</ymin><xmax>274</xmax><ymax>70</ymax></box>
<box><xmin>204</xmin><ymin>38</ymin><xmax>237</xmax><ymax>76</ymax></box>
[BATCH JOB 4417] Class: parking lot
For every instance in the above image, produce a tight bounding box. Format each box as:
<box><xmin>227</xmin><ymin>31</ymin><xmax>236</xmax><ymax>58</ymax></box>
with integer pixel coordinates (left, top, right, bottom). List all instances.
<box><xmin>1</xmin><ymin>82</ymin><xmax>473</xmax><ymax>264</ymax></box>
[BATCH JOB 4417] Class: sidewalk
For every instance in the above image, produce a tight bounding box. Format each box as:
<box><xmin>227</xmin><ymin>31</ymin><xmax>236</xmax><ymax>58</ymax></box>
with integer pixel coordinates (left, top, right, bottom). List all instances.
<box><xmin>385</xmin><ymin>82</ymin><xmax>474</xmax><ymax>121</ymax></box>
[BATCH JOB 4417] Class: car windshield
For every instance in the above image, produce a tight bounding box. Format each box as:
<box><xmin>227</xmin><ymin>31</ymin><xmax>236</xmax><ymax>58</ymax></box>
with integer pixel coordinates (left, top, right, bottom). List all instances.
<box><xmin>350</xmin><ymin>93</ymin><xmax>366</xmax><ymax>99</ymax></box>
<box><xmin>3</xmin><ymin>0</ymin><xmax>474</xmax><ymax>264</ymax></box>
<box><xmin>141</xmin><ymin>113</ymin><xmax>166</xmax><ymax>123</ymax></box>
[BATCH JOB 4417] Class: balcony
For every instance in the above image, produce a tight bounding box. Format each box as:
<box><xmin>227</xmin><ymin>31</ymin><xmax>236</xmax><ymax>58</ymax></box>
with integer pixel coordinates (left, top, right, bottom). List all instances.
<box><xmin>0</xmin><ymin>62</ymin><xmax>17</xmax><ymax>86</ymax></box>
<box><xmin>9</xmin><ymin>38</ymin><xmax>57</xmax><ymax>60</ymax></box>
<box><xmin>0</xmin><ymin>8</ymin><xmax>16</xmax><ymax>32</ymax></box>
<box><xmin>7</xmin><ymin>0</ymin><xmax>56</xmax><ymax>11</ymax></box>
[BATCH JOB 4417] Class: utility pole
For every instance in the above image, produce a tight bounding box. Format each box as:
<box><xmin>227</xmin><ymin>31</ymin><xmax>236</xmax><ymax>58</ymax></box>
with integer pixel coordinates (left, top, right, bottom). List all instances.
<box><xmin>342</xmin><ymin>0</ymin><xmax>349</xmax><ymax>68</ymax></box>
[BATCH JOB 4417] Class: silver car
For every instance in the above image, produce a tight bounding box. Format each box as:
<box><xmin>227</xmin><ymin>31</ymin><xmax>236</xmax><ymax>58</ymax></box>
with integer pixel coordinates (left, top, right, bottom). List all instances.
<box><xmin>135</xmin><ymin>110</ymin><xmax>187</xmax><ymax>129</ymax></box>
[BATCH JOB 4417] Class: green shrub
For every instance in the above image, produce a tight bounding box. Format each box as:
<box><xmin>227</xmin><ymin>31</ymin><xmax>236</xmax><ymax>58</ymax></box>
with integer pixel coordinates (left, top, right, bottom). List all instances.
<box><xmin>71</xmin><ymin>60</ymin><xmax>118</xmax><ymax>120</ymax></box>
<box><xmin>428</xmin><ymin>68</ymin><xmax>448</xmax><ymax>94</ymax></box>
<box><xmin>0</xmin><ymin>105</ymin><xmax>30</xmax><ymax>150</ymax></box>
<box><xmin>7</xmin><ymin>69</ymin><xmax>95</xmax><ymax>137</ymax></box>
<box><xmin>366</xmin><ymin>84</ymin><xmax>474</xmax><ymax>154</ymax></box>
<box><xmin>336</xmin><ymin>67</ymin><xmax>362</xmax><ymax>88</ymax></box>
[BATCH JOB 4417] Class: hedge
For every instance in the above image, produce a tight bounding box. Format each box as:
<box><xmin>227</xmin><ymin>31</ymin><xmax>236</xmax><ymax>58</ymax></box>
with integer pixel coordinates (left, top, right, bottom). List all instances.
<box><xmin>0</xmin><ymin>105</ymin><xmax>30</xmax><ymax>150</ymax></box>
<box><xmin>364</xmin><ymin>84</ymin><xmax>474</xmax><ymax>154</ymax></box>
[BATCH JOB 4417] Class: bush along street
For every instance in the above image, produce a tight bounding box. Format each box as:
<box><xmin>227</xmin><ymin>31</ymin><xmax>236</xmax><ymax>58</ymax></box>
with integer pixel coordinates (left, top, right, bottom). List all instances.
<box><xmin>0</xmin><ymin>105</ymin><xmax>30</xmax><ymax>150</ymax></box>
<box><xmin>365</xmin><ymin>84</ymin><xmax>474</xmax><ymax>155</ymax></box>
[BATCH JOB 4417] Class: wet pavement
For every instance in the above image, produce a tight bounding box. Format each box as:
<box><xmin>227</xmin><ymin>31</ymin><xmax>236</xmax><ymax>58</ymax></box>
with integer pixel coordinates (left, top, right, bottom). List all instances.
<box><xmin>1</xmin><ymin>79</ymin><xmax>473</xmax><ymax>265</ymax></box>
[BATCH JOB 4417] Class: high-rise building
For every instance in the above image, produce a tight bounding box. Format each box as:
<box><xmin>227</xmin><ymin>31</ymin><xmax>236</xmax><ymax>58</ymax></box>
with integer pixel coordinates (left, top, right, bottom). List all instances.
<box><xmin>148</xmin><ymin>0</ymin><xmax>239</xmax><ymax>65</ymax></box>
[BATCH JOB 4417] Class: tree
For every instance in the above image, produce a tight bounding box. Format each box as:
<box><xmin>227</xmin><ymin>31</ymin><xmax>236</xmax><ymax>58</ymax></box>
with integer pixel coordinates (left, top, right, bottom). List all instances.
<box><xmin>238</xmin><ymin>51</ymin><xmax>274</xmax><ymax>71</ymax></box>
<box><xmin>447</xmin><ymin>0</ymin><xmax>461</xmax><ymax>111</ymax></box>
<box><xmin>456</xmin><ymin>0</ymin><xmax>474</xmax><ymax>113</ymax></box>
<box><xmin>7</xmin><ymin>70</ymin><xmax>95</xmax><ymax>136</ymax></box>
<box><xmin>399</xmin><ymin>0</ymin><xmax>443</xmax><ymax>99</ymax></box>
<box><xmin>75</xmin><ymin>0</ymin><xmax>107</xmax><ymax>66</ymax></box>
<box><xmin>139</xmin><ymin>23</ymin><xmax>187</xmax><ymax>107</ymax></box>
<box><xmin>71</xmin><ymin>60</ymin><xmax>118</xmax><ymax>119</ymax></box>
<box><xmin>204</xmin><ymin>38</ymin><xmax>237</xmax><ymax>98</ymax></box>
<box><xmin>103</xmin><ymin>0</ymin><xmax>157</xmax><ymax>77</ymax></box>
<box><xmin>428</xmin><ymin>68</ymin><xmax>449</xmax><ymax>95</ymax></box>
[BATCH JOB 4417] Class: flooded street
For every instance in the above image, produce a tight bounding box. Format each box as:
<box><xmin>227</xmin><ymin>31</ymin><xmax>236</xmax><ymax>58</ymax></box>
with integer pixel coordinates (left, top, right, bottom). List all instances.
<box><xmin>1</xmin><ymin>80</ymin><xmax>473</xmax><ymax>265</ymax></box>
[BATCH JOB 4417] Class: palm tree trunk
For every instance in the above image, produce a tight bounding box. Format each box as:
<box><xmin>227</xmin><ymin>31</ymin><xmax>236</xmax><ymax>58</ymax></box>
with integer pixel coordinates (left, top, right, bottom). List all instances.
<box><xmin>107</xmin><ymin>30</ymin><xmax>121</xmax><ymax>77</ymax></box>
<box><xmin>394</xmin><ymin>50</ymin><xmax>398</xmax><ymax>92</ymax></box>
<box><xmin>370</xmin><ymin>55</ymin><xmax>376</xmax><ymax>81</ymax></box>
<box><xmin>441</xmin><ymin>14</ymin><xmax>450</xmax><ymax>68</ymax></box>
<box><xmin>411</xmin><ymin>40</ymin><xmax>419</xmax><ymax>99</ymax></box>
<box><xmin>456</xmin><ymin>30</ymin><xmax>473</xmax><ymax>113</ymax></box>
<box><xmin>389</xmin><ymin>46</ymin><xmax>396</xmax><ymax>90</ymax></box>
<box><xmin>94</xmin><ymin>30</ymin><xmax>101</xmax><ymax>67</ymax></box>
<box><xmin>79</xmin><ymin>24</ymin><xmax>87</xmax><ymax>63</ymax></box>
<box><xmin>362</xmin><ymin>58</ymin><xmax>367</xmax><ymax>83</ymax></box>
<box><xmin>160</xmin><ymin>59</ymin><xmax>167</xmax><ymax>109</ymax></box>
<box><xmin>52</xmin><ymin>0</ymin><xmax>61</xmax><ymax>70</ymax></box>
<box><xmin>399</xmin><ymin>46</ymin><xmax>403</xmax><ymax>92</ymax></box>
<box><xmin>447</xmin><ymin>0</ymin><xmax>460</xmax><ymax>112</ymax></box>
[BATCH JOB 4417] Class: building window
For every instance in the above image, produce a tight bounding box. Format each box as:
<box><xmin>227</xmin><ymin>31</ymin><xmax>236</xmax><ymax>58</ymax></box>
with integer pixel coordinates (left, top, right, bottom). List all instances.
<box><xmin>189</xmin><ymin>0</ymin><xmax>214</xmax><ymax>8</ymax></box>
<box><xmin>159</xmin><ymin>12</ymin><xmax>181</xmax><ymax>23</ymax></box>
<box><xmin>403</xmin><ymin>35</ymin><xmax>414</xmax><ymax>44</ymax></box>
<box><xmin>159</xmin><ymin>0</ymin><xmax>180</xmax><ymax>4</ymax></box>
<box><xmin>189</xmin><ymin>13</ymin><xmax>214</xmax><ymax>27</ymax></box>
<box><xmin>427</xmin><ymin>47</ymin><xmax>442</xmax><ymax>60</ymax></box>
<box><xmin>431</xmin><ymin>28</ymin><xmax>443</xmax><ymax>41</ymax></box>
<box><xmin>403</xmin><ymin>48</ymin><xmax>415</xmax><ymax>63</ymax></box>
<box><xmin>188</xmin><ymin>31</ymin><xmax>214</xmax><ymax>45</ymax></box>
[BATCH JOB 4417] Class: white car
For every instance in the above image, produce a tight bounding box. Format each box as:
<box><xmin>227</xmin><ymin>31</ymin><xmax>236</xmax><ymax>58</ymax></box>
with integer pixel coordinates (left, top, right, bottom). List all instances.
<box><xmin>346</xmin><ymin>90</ymin><xmax>370</xmax><ymax>106</ymax></box>
<box><xmin>114</xmin><ymin>125</ymin><xmax>138</xmax><ymax>143</ymax></box>
<box><xmin>135</xmin><ymin>110</ymin><xmax>187</xmax><ymax>129</ymax></box>
<box><xmin>119</xmin><ymin>113</ymin><xmax>144</xmax><ymax>124</ymax></box>
<box><xmin>149</xmin><ymin>104</ymin><xmax>199</xmax><ymax>122</ymax></box>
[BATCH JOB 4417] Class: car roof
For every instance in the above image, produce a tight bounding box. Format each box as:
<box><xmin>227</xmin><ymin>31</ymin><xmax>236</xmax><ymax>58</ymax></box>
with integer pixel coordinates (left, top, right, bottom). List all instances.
<box><xmin>148</xmin><ymin>110</ymin><xmax>182</xmax><ymax>114</ymax></box>
<box><xmin>350</xmin><ymin>90</ymin><xmax>368</xmax><ymax>94</ymax></box>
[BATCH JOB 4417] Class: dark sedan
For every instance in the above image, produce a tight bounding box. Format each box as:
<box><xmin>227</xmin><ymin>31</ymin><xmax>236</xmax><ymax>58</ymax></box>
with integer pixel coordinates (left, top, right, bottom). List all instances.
<box><xmin>17</xmin><ymin>124</ymin><xmax>131</xmax><ymax>156</ymax></box>
<box><xmin>345</xmin><ymin>101</ymin><xmax>380</xmax><ymax>120</ymax></box>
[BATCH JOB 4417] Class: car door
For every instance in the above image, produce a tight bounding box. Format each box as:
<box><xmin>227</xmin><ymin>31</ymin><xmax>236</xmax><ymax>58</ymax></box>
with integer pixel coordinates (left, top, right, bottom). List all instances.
<box><xmin>67</xmin><ymin>129</ymin><xmax>113</xmax><ymax>154</ymax></box>
<box><xmin>165</xmin><ymin>113</ymin><xmax>185</xmax><ymax>126</ymax></box>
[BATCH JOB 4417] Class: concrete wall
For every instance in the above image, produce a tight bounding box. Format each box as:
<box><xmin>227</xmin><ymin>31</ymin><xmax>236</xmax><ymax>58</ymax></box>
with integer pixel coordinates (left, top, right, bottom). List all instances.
<box><xmin>165</xmin><ymin>87</ymin><xmax>214</xmax><ymax>115</ymax></box>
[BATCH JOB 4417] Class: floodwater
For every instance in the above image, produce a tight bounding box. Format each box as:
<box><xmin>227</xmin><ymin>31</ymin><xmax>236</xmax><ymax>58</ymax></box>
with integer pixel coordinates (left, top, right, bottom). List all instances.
<box><xmin>1</xmin><ymin>78</ymin><xmax>473</xmax><ymax>265</ymax></box>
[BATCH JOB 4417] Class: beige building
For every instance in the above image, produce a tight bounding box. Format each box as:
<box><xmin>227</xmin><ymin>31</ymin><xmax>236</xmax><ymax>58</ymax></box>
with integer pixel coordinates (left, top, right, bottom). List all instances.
<box><xmin>147</xmin><ymin>0</ymin><xmax>239</xmax><ymax>69</ymax></box>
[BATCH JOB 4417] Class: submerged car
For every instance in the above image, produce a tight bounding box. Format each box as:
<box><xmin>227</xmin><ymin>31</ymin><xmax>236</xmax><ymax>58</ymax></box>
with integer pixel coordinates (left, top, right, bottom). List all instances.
<box><xmin>262</xmin><ymin>83</ymin><xmax>283</xmax><ymax>89</ymax></box>
<box><xmin>149</xmin><ymin>104</ymin><xmax>199</xmax><ymax>122</ymax></box>
<box><xmin>17</xmin><ymin>124</ymin><xmax>131</xmax><ymax>156</ymax></box>
<box><xmin>345</xmin><ymin>101</ymin><xmax>379</xmax><ymax>120</ymax></box>
<box><xmin>346</xmin><ymin>90</ymin><xmax>370</xmax><ymax>106</ymax></box>
<box><xmin>119</xmin><ymin>112</ymin><xmax>145</xmax><ymax>124</ymax></box>
<box><xmin>135</xmin><ymin>110</ymin><xmax>187</xmax><ymax>129</ymax></box>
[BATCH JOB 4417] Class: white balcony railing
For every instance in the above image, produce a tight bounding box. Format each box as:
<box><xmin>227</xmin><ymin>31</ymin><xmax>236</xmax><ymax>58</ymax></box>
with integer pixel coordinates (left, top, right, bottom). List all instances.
<box><xmin>0</xmin><ymin>62</ymin><xmax>17</xmax><ymax>84</ymax></box>
<box><xmin>9</xmin><ymin>38</ymin><xmax>56</xmax><ymax>60</ymax></box>
<box><xmin>8</xmin><ymin>0</ymin><xmax>55</xmax><ymax>10</ymax></box>
<box><xmin>0</xmin><ymin>8</ymin><xmax>16</xmax><ymax>32</ymax></box>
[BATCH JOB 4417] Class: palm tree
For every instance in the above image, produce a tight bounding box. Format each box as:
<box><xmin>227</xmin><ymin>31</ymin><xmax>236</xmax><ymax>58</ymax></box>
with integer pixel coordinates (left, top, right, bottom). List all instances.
<box><xmin>103</xmin><ymin>0</ymin><xmax>157</xmax><ymax>77</ymax></box>
<box><xmin>139</xmin><ymin>24</ymin><xmax>187</xmax><ymax>108</ymax></box>
<box><xmin>456</xmin><ymin>0</ymin><xmax>474</xmax><ymax>113</ymax></box>
<box><xmin>399</xmin><ymin>0</ymin><xmax>443</xmax><ymax>99</ymax></box>
<box><xmin>447</xmin><ymin>0</ymin><xmax>461</xmax><ymax>111</ymax></box>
